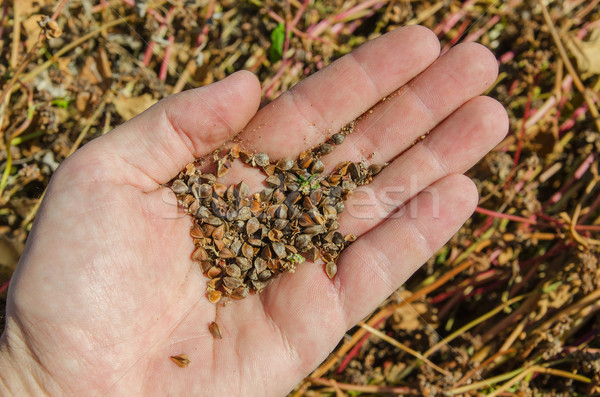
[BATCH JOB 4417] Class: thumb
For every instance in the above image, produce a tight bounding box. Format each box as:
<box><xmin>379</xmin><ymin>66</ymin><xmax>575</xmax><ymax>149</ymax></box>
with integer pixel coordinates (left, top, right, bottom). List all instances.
<box><xmin>82</xmin><ymin>70</ymin><xmax>261</xmax><ymax>191</ymax></box>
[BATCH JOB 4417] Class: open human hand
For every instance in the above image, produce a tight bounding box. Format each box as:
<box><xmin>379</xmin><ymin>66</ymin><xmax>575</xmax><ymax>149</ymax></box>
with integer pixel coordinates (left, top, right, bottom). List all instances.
<box><xmin>0</xmin><ymin>26</ymin><xmax>507</xmax><ymax>395</ymax></box>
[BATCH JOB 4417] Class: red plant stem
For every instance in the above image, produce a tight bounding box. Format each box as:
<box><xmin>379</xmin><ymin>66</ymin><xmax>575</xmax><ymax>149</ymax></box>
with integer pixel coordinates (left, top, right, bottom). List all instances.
<box><xmin>336</xmin><ymin>333</ymin><xmax>369</xmax><ymax>374</ymax></box>
<box><xmin>477</xmin><ymin>206</ymin><xmax>599</xmax><ymax>233</ymax></box>
<box><xmin>509</xmin><ymin>243</ymin><xmax>571</xmax><ymax>297</ymax></box>
<box><xmin>563</xmin><ymin>347</ymin><xmax>600</xmax><ymax>354</ymax></box>
<box><xmin>267</xmin><ymin>9</ymin><xmax>332</xmax><ymax>47</ymax></box>
<box><xmin>464</xmin><ymin>15</ymin><xmax>500</xmax><ymax>43</ymax></box>
<box><xmin>147</xmin><ymin>9</ymin><xmax>166</xmax><ymax>25</ymax></box>
<box><xmin>513</xmin><ymin>90</ymin><xmax>532</xmax><ymax>167</ymax></box>
<box><xmin>442</xmin><ymin>18</ymin><xmax>471</xmax><ymax>52</ymax></box>
<box><xmin>473</xmin><ymin>215</ymin><xmax>494</xmax><ymax>238</ymax></box>
<box><xmin>514</xmin><ymin>165</ymin><xmax>539</xmax><ymax>193</ymax></box>
<box><xmin>467</xmin><ymin>277</ymin><xmax>510</xmax><ymax>298</ymax></box>
<box><xmin>579</xmin><ymin>192</ymin><xmax>600</xmax><ymax>224</ymax></box>
<box><xmin>142</xmin><ymin>40</ymin><xmax>155</xmax><ymax>66</ymax></box>
<box><xmin>262</xmin><ymin>58</ymin><xmax>292</xmax><ymax>98</ymax></box>
<box><xmin>508</xmin><ymin>78</ymin><xmax>519</xmax><ymax>96</ymax></box>
<box><xmin>433</xmin><ymin>0</ymin><xmax>477</xmax><ymax>36</ymax></box>
<box><xmin>535</xmin><ymin>212</ymin><xmax>565</xmax><ymax>229</ymax></box>
<box><xmin>334</xmin><ymin>0</ymin><xmax>383</xmax><ymax>22</ymax></box>
<box><xmin>547</xmin><ymin>152</ymin><xmax>595</xmax><ymax>205</ymax></box>
<box><xmin>519</xmin><ymin>243</ymin><xmax>569</xmax><ymax>269</ymax></box>
<box><xmin>0</xmin><ymin>279</ymin><xmax>9</xmax><ymax>294</ymax></box>
<box><xmin>489</xmin><ymin>248</ymin><xmax>502</xmax><ymax>264</ymax></box>
<box><xmin>336</xmin><ymin>317</ymin><xmax>386</xmax><ymax>374</ymax></box>
<box><xmin>437</xmin><ymin>288</ymin><xmax>465</xmax><ymax>319</ymax></box>
<box><xmin>525</xmin><ymin>96</ymin><xmax>556</xmax><ymax>129</ymax></box>
<box><xmin>499</xmin><ymin>51</ymin><xmax>514</xmax><ymax>64</ymax></box>
<box><xmin>196</xmin><ymin>0</ymin><xmax>215</xmax><ymax>48</ymax></box>
<box><xmin>475</xmin><ymin>207</ymin><xmax>537</xmax><ymax>225</ymax></box>
<box><xmin>291</xmin><ymin>0</ymin><xmax>310</xmax><ymax>27</ymax></box>
<box><xmin>510</xmin><ymin>257</ymin><xmax>543</xmax><ymax>298</ymax></box>
<box><xmin>119</xmin><ymin>0</ymin><xmax>165</xmax><ymax>24</ymax></box>
<box><xmin>263</xmin><ymin>1</ymin><xmax>311</xmax><ymax>99</ymax></box>
<box><xmin>559</xmin><ymin>103</ymin><xmax>589</xmax><ymax>133</ymax></box>
<box><xmin>574</xmin><ymin>152</ymin><xmax>595</xmax><ymax>179</ymax></box>
<box><xmin>575</xmin><ymin>224</ymin><xmax>600</xmax><ymax>232</ymax></box>
<box><xmin>431</xmin><ymin>286</ymin><xmax>462</xmax><ymax>305</ymax></box>
<box><xmin>306</xmin><ymin>0</ymin><xmax>383</xmax><ymax>37</ymax></box>
<box><xmin>51</xmin><ymin>0</ymin><xmax>69</xmax><ymax>21</ymax></box>
<box><xmin>552</xmin><ymin>76</ymin><xmax>573</xmax><ymax>124</ymax></box>
<box><xmin>159</xmin><ymin>35</ymin><xmax>174</xmax><ymax>81</ymax></box>
<box><xmin>431</xmin><ymin>269</ymin><xmax>504</xmax><ymax>305</ymax></box>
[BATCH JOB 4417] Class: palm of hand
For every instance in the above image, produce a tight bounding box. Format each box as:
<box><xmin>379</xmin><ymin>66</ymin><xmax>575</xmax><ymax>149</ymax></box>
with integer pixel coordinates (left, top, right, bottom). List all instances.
<box><xmin>2</xmin><ymin>27</ymin><xmax>507</xmax><ymax>396</ymax></box>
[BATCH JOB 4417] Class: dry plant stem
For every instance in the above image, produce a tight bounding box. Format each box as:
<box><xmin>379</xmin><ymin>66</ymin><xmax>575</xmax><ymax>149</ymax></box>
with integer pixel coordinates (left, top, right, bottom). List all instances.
<box><xmin>454</xmin><ymin>348</ymin><xmax>516</xmax><ymax>388</ymax></box>
<box><xmin>21</xmin><ymin>189</ymin><xmax>44</xmax><ymax>229</ymax></box>
<box><xmin>532</xmin><ymin>289</ymin><xmax>600</xmax><ymax>336</ymax></box>
<box><xmin>498</xmin><ymin>317</ymin><xmax>527</xmax><ymax>354</ymax></box>
<box><xmin>19</xmin><ymin>94</ymin><xmax>109</xmax><ymax>226</ymax></box>
<box><xmin>0</xmin><ymin>81</ymin><xmax>35</xmax><ymax>197</ymax></box>
<box><xmin>539</xmin><ymin>0</ymin><xmax>600</xmax><ymax>134</ymax></box>
<box><xmin>68</xmin><ymin>96</ymin><xmax>110</xmax><ymax>156</ymax></box>
<box><xmin>329</xmin><ymin>379</ymin><xmax>345</xmax><ymax>397</ymax></box>
<box><xmin>487</xmin><ymin>366</ymin><xmax>591</xmax><ymax>397</ymax></box>
<box><xmin>563</xmin><ymin>301</ymin><xmax>600</xmax><ymax>342</ymax></box>
<box><xmin>0</xmin><ymin>38</ymin><xmax>39</xmax><ymax>129</ymax></box>
<box><xmin>480</xmin><ymin>291</ymin><xmax>540</xmax><ymax>345</ymax></box>
<box><xmin>309</xmin><ymin>260</ymin><xmax>474</xmax><ymax>378</ymax></box>
<box><xmin>423</xmin><ymin>295</ymin><xmax>527</xmax><ymax>357</ymax></box>
<box><xmin>359</xmin><ymin>322</ymin><xmax>451</xmax><ymax>376</ymax></box>
<box><xmin>406</xmin><ymin>1</ymin><xmax>445</xmax><ymax>25</ymax></box>
<box><xmin>10</xmin><ymin>0</ymin><xmax>20</xmax><ymax>69</ymax></box>
<box><xmin>0</xmin><ymin>0</ymin><xmax>67</xmax><ymax>121</ymax></box>
<box><xmin>19</xmin><ymin>17</ymin><xmax>132</xmax><ymax>87</ymax></box>
<box><xmin>0</xmin><ymin>2</ymin><xmax>8</xmax><ymax>45</ymax></box>
<box><xmin>265</xmin><ymin>9</ymin><xmax>338</xmax><ymax>49</ymax></box>
<box><xmin>310</xmin><ymin>378</ymin><xmax>418</xmax><ymax>395</ymax></box>
<box><xmin>0</xmin><ymin>0</ymin><xmax>21</xmax><ymax>130</ymax></box>
<box><xmin>451</xmin><ymin>366</ymin><xmax>527</xmax><ymax>395</ymax></box>
<box><xmin>399</xmin><ymin>294</ymin><xmax>529</xmax><ymax>381</ymax></box>
<box><xmin>567</xmin><ymin>203</ymin><xmax>589</xmax><ymax>249</ymax></box>
<box><xmin>50</xmin><ymin>0</ymin><xmax>69</xmax><ymax>20</ymax></box>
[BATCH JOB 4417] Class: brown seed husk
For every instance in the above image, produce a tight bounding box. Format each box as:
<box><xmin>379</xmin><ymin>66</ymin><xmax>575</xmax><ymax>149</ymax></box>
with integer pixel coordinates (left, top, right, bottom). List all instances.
<box><xmin>325</xmin><ymin>262</ymin><xmax>338</xmax><ymax>279</ymax></box>
<box><xmin>209</xmin><ymin>321</ymin><xmax>222</xmax><ymax>339</ymax></box>
<box><xmin>173</xmin><ymin>119</ymin><xmax>376</xmax><ymax>302</ymax></box>
<box><xmin>170</xmin><ymin>354</ymin><xmax>191</xmax><ymax>368</ymax></box>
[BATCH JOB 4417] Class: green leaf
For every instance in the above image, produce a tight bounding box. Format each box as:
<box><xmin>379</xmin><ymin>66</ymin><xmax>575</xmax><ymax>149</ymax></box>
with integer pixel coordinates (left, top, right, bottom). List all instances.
<box><xmin>51</xmin><ymin>98</ymin><xmax>72</xmax><ymax>109</ymax></box>
<box><xmin>269</xmin><ymin>22</ymin><xmax>286</xmax><ymax>63</ymax></box>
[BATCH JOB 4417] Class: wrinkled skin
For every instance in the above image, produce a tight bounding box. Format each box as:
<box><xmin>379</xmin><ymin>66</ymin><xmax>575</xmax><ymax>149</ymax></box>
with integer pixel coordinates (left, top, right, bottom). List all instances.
<box><xmin>0</xmin><ymin>26</ymin><xmax>507</xmax><ymax>395</ymax></box>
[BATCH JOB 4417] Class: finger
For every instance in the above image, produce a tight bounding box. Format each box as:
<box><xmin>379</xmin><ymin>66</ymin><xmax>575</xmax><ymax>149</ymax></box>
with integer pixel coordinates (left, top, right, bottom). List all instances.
<box><xmin>322</xmin><ymin>42</ymin><xmax>499</xmax><ymax>169</ymax></box>
<box><xmin>336</xmin><ymin>174</ymin><xmax>478</xmax><ymax>325</ymax></box>
<box><xmin>79</xmin><ymin>71</ymin><xmax>261</xmax><ymax>190</ymax></box>
<box><xmin>339</xmin><ymin>95</ymin><xmax>508</xmax><ymax>235</ymax></box>
<box><xmin>239</xmin><ymin>25</ymin><xmax>441</xmax><ymax>157</ymax></box>
<box><xmin>259</xmin><ymin>174</ymin><xmax>478</xmax><ymax>368</ymax></box>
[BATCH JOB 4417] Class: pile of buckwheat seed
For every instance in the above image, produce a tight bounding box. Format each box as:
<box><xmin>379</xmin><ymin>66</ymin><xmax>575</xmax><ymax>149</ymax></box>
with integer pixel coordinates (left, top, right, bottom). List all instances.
<box><xmin>171</xmin><ymin>121</ymin><xmax>386</xmax><ymax>303</ymax></box>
